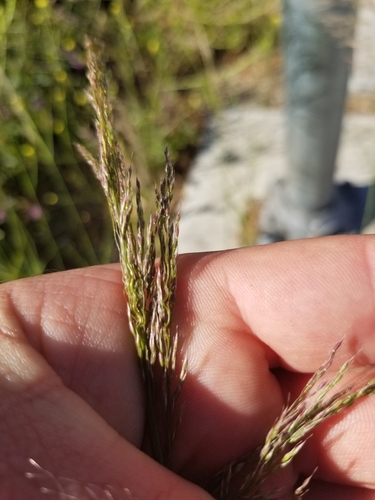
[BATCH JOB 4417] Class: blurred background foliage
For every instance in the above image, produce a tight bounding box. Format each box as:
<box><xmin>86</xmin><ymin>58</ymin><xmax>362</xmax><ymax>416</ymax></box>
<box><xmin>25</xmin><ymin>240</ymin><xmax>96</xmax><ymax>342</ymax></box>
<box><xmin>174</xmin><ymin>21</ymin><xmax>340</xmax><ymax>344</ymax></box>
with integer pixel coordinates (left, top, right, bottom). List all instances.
<box><xmin>0</xmin><ymin>0</ymin><xmax>280</xmax><ymax>281</ymax></box>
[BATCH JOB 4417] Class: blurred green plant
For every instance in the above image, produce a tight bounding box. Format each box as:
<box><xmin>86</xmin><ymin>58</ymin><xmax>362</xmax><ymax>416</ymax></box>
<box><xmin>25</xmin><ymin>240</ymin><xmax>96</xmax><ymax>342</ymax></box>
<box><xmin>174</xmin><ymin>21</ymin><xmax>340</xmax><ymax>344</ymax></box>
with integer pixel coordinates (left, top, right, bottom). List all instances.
<box><xmin>0</xmin><ymin>0</ymin><xmax>279</xmax><ymax>281</ymax></box>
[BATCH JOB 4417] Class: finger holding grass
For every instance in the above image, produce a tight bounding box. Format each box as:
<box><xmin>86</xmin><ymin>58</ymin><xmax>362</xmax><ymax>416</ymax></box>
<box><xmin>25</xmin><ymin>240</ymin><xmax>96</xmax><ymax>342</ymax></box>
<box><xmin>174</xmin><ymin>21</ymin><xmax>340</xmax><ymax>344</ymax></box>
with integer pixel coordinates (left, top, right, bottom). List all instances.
<box><xmin>2</xmin><ymin>238</ymin><xmax>375</xmax><ymax>498</ymax></box>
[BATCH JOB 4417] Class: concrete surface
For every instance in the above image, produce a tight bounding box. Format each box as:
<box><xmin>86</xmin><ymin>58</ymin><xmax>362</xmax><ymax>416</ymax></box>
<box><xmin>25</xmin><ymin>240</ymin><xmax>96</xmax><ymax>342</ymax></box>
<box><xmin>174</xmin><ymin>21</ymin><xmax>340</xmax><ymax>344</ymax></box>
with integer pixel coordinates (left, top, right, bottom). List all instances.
<box><xmin>178</xmin><ymin>0</ymin><xmax>375</xmax><ymax>253</ymax></box>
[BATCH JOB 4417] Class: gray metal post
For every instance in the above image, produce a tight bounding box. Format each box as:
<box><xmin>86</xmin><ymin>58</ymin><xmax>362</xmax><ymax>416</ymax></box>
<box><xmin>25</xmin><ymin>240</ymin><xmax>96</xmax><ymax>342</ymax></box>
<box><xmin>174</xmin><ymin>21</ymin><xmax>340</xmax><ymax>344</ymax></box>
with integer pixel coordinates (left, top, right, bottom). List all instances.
<box><xmin>258</xmin><ymin>0</ymin><xmax>358</xmax><ymax>242</ymax></box>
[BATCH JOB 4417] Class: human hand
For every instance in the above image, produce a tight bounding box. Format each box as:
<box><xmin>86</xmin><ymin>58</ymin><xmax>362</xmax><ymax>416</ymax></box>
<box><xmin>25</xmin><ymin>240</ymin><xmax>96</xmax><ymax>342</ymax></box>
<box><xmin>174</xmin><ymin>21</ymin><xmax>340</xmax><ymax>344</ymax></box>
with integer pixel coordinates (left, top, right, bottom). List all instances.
<box><xmin>1</xmin><ymin>235</ymin><xmax>375</xmax><ymax>499</ymax></box>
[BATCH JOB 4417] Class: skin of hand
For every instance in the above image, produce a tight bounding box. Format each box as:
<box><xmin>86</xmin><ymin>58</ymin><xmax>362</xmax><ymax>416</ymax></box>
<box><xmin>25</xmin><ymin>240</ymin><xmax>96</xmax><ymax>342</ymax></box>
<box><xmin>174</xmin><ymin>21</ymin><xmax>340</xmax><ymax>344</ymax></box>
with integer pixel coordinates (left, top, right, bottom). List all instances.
<box><xmin>1</xmin><ymin>235</ymin><xmax>375</xmax><ymax>499</ymax></box>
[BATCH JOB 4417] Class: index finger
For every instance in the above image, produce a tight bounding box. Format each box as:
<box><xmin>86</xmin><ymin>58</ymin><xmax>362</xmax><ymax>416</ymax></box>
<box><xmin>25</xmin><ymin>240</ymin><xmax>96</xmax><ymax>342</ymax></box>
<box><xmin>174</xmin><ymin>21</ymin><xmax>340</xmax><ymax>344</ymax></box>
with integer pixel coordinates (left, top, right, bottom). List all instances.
<box><xmin>177</xmin><ymin>234</ymin><xmax>375</xmax><ymax>373</ymax></box>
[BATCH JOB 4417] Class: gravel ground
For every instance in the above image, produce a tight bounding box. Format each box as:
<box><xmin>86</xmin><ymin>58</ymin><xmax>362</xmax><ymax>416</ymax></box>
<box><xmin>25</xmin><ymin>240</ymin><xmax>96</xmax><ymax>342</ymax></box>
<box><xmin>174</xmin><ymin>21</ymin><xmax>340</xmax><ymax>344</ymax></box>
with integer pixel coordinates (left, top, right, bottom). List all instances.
<box><xmin>178</xmin><ymin>0</ymin><xmax>375</xmax><ymax>253</ymax></box>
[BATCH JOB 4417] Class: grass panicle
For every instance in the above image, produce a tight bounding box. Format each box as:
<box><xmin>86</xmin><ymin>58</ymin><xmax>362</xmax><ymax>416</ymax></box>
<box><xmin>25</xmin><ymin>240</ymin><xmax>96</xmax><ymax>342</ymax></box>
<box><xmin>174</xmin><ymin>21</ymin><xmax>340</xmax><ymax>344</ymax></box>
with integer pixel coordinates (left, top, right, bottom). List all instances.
<box><xmin>79</xmin><ymin>39</ymin><xmax>186</xmax><ymax>467</ymax></box>
<box><xmin>209</xmin><ymin>340</ymin><xmax>375</xmax><ymax>499</ymax></box>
